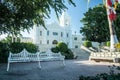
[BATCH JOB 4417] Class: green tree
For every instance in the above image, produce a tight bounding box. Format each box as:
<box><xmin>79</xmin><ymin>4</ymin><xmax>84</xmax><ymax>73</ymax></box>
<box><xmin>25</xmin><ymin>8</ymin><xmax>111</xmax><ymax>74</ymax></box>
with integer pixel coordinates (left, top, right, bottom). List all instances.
<box><xmin>57</xmin><ymin>42</ymin><xmax>68</xmax><ymax>52</ymax></box>
<box><xmin>0</xmin><ymin>0</ymin><xmax>75</xmax><ymax>35</ymax></box>
<box><xmin>80</xmin><ymin>5</ymin><xmax>110</xmax><ymax>44</ymax></box>
<box><xmin>114</xmin><ymin>4</ymin><xmax>120</xmax><ymax>41</ymax></box>
<box><xmin>56</xmin><ymin>42</ymin><xmax>74</xmax><ymax>59</ymax></box>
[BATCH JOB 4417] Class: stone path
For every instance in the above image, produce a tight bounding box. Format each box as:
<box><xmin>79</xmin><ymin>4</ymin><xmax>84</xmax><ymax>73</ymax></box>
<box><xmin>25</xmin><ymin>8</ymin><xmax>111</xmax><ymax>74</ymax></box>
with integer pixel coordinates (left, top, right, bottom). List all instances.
<box><xmin>0</xmin><ymin>60</ymin><xmax>120</xmax><ymax>80</ymax></box>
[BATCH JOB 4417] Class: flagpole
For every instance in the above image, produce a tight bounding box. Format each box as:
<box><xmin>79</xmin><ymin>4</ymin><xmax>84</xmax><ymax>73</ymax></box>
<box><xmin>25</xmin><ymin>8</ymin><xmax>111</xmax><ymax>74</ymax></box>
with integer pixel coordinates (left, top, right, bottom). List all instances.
<box><xmin>105</xmin><ymin>0</ymin><xmax>118</xmax><ymax>52</ymax></box>
<box><xmin>87</xmin><ymin>0</ymin><xmax>90</xmax><ymax>10</ymax></box>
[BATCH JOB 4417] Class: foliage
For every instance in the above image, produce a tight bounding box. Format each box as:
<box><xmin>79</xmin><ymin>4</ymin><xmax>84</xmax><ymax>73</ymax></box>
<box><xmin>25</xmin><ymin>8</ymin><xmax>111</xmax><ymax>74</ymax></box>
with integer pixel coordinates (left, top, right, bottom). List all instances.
<box><xmin>0</xmin><ymin>42</ymin><xmax>9</xmax><ymax>63</ymax></box>
<box><xmin>51</xmin><ymin>46</ymin><xmax>59</xmax><ymax>53</ymax></box>
<box><xmin>80</xmin><ymin>4</ymin><xmax>120</xmax><ymax>43</ymax></box>
<box><xmin>83</xmin><ymin>41</ymin><xmax>92</xmax><ymax>47</ymax></box>
<box><xmin>57</xmin><ymin>42</ymin><xmax>68</xmax><ymax>52</ymax></box>
<box><xmin>23</xmin><ymin>43</ymin><xmax>38</xmax><ymax>53</ymax></box>
<box><xmin>64</xmin><ymin>49</ymin><xmax>74</xmax><ymax>59</ymax></box>
<box><xmin>9</xmin><ymin>42</ymin><xmax>38</xmax><ymax>53</ymax></box>
<box><xmin>115</xmin><ymin>43</ymin><xmax>120</xmax><ymax>49</ymax></box>
<box><xmin>52</xmin><ymin>42</ymin><xmax>74</xmax><ymax>59</ymax></box>
<box><xmin>114</xmin><ymin>4</ymin><xmax>120</xmax><ymax>41</ymax></box>
<box><xmin>79</xmin><ymin>73</ymin><xmax>120</xmax><ymax>80</ymax></box>
<box><xmin>0</xmin><ymin>0</ymin><xmax>75</xmax><ymax>35</ymax></box>
<box><xmin>106</xmin><ymin>41</ymin><xmax>110</xmax><ymax>47</ymax></box>
<box><xmin>80</xmin><ymin>5</ymin><xmax>109</xmax><ymax>43</ymax></box>
<box><xmin>1</xmin><ymin>36</ymin><xmax>20</xmax><ymax>43</ymax></box>
<box><xmin>0</xmin><ymin>42</ymin><xmax>38</xmax><ymax>63</ymax></box>
<box><xmin>79</xmin><ymin>65</ymin><xmax>120</xmax><ymax>80</ymax></box>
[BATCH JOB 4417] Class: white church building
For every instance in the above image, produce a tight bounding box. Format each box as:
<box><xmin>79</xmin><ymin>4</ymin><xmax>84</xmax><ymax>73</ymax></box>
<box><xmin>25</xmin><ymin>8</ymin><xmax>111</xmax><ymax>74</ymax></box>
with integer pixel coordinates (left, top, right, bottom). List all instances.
<box><xmin>33</xmin><ymin>11</ymin><xmax>82</xmax><ymax>52</ymax></box>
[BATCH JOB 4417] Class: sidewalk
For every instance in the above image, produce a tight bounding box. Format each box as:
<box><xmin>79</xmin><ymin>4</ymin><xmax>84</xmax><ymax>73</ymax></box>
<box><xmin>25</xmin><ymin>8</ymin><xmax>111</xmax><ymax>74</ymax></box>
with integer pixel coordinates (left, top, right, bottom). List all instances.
<box><xmin>0</xmin><ymin>60</ymin><xmax>119</xmax><ymax>80</ymax></box>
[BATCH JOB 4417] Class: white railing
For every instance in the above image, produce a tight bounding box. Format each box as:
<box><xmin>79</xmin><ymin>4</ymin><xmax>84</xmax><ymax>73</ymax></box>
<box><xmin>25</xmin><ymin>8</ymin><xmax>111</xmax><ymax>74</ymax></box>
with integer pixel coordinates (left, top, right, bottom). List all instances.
<box><xmin>89</xmin><ymin>52</ymin><xmax>120</xmax><ymax>62</ymax></box>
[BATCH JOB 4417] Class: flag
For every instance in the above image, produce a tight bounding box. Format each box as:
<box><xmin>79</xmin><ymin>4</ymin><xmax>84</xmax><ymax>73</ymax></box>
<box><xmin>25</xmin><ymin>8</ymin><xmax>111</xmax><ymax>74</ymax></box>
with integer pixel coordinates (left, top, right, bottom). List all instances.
<box><xmin>107</xmin><ymin>0</ymin><xmax>112</xmax><ymax>6</ymax></box>
<box><xmin>107</xmin><ymin>0</ymin><xmax>117</xmax><ymax>21</ymax></box>
<box><xmin>108</xmin><ymin>9</ymin><xmax>116</xmax><ymax>21</ymax></box>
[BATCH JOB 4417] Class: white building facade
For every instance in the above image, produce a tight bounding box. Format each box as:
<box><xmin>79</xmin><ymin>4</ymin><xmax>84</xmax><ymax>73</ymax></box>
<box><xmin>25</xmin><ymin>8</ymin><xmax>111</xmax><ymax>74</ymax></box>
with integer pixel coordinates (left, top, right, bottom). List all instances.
<box><xmin>72</xmin><ymin>35</ymin><xmax>82</xmax><ymax>49</ymax></box>
<box><xmin>34</xmin><ymin>11</ymin><xmax>82</xmax><ymax>52</ymax></box>
<box><xmin>20</xmin><ymin>37</ymin><xmax>33</xmax><ymax>43</ymax></box>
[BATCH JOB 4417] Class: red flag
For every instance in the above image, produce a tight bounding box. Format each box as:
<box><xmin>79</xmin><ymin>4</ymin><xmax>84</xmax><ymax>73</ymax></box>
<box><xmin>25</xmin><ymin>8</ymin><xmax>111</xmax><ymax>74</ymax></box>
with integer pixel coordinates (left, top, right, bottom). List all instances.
<box><xmin>107</xmin><ymin>0</ymin><xmax>117</xmax><ymax>21</ymax></box>
<box><xmin>107</xmin><ymin>0</ymin><xmax>112</xmax><ymax>6</ymax></box>
<box><xmin>109</xmin><ymin>9</ymin><xmax>116</xmax><ymax>21</ymax></box>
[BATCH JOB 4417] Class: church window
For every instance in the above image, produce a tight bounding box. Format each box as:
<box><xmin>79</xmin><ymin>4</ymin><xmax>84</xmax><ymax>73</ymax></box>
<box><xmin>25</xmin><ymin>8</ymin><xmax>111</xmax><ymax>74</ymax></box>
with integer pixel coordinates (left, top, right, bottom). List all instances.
<box><xmin>75</xmin><ymin>45</ymin><xmax>78</xmax><ymax>48</ymax></box>
<box><xmin>40</xmin><ymin>40</ymin><xmax>42</xmax><ymax>44</ymax></box>
<box><xmin>61</xmin><ymin>32</ymin><xmax>63</xmax><ymax>37</ymax></box>
<box><xmin>67</xmin><ymin>33</ymin><xmax>69</xmax><ymax>37</ymax></box>
<box><xmin>52</xmin><ymin>40</ymin><xmax>58</xmax><ymax>44</ymax></box>
<box><xmin>47</xmin><ymin>40</ymin><xmax>49</xmax><ymax>44</ymax></box>
<box><xmin>47</xmin><ymin>31</ymin><xmax>49</xmax><ymax>36</ymax></box>
<box><xmin>53</xmin><ymin>32</ymin><xmax>58</xmax><ymax>36</ymax></box>
<box><xmin>40</xmin><ymin>31</ymin><xmax>42</xmax><ymax>36</ymax></box>
<box><xmin>74</xmin><ymin>37</ymin><xmax>77</xmax><ymax>40</ymax></box>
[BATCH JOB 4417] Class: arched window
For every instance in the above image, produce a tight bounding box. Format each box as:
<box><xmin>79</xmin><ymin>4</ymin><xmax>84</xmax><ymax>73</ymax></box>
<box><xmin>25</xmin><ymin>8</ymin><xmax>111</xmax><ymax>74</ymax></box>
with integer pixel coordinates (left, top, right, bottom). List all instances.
<box><xmin>52</xmin><ymin>40</ymin><xmax>58</xmax><ymax>44</ymax></box>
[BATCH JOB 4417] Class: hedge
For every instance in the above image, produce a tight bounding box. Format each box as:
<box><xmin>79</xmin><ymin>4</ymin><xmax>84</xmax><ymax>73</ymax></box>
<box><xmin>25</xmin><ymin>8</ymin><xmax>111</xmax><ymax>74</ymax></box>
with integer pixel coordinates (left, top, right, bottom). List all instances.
<box><xmin>83</xmin><ymin>41</ymin><xmax>92</xmax><ymax>47</ymax></box>
<box><xmin>0</xmin><ymin>42</ymin><xmax>38</xmax><ymax>63</ymax></box>
<box><xmin>51</xmin><ymin>42</ymin><xmax>74</xmax><ymax>59</ymax></box>
<box><xmin>106</xmin><ymin>41</ymin><xmax>110</xmax><ymax>47</ymax></box>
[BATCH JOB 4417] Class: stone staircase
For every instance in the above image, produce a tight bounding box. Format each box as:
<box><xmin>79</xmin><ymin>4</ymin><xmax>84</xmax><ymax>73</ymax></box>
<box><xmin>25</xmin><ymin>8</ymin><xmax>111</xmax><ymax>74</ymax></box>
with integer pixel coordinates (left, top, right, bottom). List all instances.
<box><xmin>71</xmin><ymin>46</ymin><xmax>111</xmax><ymax>60</ymax></box>
<box><xmin>71</xmin><ymin>48</ymin><xmax>90</xmax><ymax>60</ymax></box>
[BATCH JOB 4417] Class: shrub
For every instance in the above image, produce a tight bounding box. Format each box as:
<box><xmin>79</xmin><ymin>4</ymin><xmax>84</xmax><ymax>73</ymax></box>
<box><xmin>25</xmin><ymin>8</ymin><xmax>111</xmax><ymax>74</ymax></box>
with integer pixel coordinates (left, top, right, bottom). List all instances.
<box><xmin>79</xmin><ymin>73</ymin><xmax>120</xmax><ymax>80</ymax></box>
<box><xmin>52</xmin><ymin>42</ymin><xmax>74</xmax><ymax>59</ymax></box>
<box><xmin>64</xmin><ymin>49</ymin><xmax>74</xmax><ymax>59</ymax></box>
<box><xmin>0</xmin><ymin>42</ymin><xmax>9</xmax><ymax>63</ymax></box>
<box><xmin>106</xmin><ymin>41</ymin><xmax>110</xmax><ymax>47</ymax></box>
<box><xmin>0</xmin><ymin>42</ymin><xmax>38</xmax><ymax>63</ymax></box>
<box><xmin>57</xmin><ymin>42</ymin><xmax>68</xmax><ymax>52</ymax></box>
<box><xmin>9</xmin><ymin>42</ymin><xmax>24</xmax><ymax>53</ymax></box>
<box><xmin>51</xmin><ymin>46</ymin><xmax>59</xmax><ymax>53</ymax></box>
<box><xmin>79</xmin><ymin>65</ymin><xmax>120</xmax><ymax>80</ymax></box>
<box><xmin>9</xmin><ymin>42</ymin><xmax>38</xmax><ymax>53</ymax></box>
<box><xmin>83</xmin><ymin>41</ymin><xmax>92</xmax><ymax>47</ymax></box>
<box><xmin>23</xmin><ymin>43</ymin><xmax>38</xmax><ymax>53</ymax></box>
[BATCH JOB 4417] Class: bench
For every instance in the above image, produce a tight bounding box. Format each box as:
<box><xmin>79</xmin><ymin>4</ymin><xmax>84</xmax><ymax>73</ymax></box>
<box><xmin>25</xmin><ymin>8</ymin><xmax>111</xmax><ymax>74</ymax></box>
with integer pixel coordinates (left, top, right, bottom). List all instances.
<box><xmin>7</xmin><ymin>49</ymin><xmax>65</xmax><ymax>71</ymax></box>
<box><xmin>39</xmin><ymin>50</ymin><xmax>65</xmax><ymax>66</ymax></box>
<box><xmin>7</xmin><ymin>49</ymin><xmax>41</xmax><ymax>71</ymax></box>
<box><xmin>89</xmin><ymin>52</ymin><xmax>120</xmax><ymax>62</ymax></box>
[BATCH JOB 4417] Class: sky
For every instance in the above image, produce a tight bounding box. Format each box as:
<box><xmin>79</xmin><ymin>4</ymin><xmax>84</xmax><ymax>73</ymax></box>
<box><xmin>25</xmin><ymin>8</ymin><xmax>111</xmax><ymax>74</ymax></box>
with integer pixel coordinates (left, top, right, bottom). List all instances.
<box><xmin>0</xmin><ymin>0</ymin><xmax>103</xmax><ymax>39</ymax></box>
<box><xmin>62</xmin><ymin>0</ymin><xmax>103</xmax><ymax>34</ymax></box>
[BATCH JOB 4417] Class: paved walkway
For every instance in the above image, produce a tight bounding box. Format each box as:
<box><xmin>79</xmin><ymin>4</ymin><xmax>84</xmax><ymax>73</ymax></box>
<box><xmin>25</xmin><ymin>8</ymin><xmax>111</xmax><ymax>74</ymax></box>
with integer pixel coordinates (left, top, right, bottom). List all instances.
<box><xmin>0</xmin><ymin>60</ymin><xmax>119</xmax><ymax>80</ymax></box>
